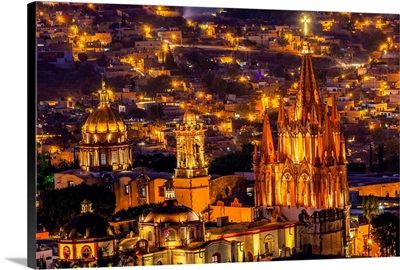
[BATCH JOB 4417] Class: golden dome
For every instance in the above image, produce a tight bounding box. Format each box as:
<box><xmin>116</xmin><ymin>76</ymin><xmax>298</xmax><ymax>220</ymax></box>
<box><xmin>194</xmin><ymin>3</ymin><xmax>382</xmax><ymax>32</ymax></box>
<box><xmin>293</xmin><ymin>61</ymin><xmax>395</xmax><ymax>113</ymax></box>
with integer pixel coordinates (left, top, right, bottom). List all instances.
<box><xmin>143</xmin><ymin>199</ymin><xmax>200</xmax><ymax>223</ymax></box>
<box><xmin>82</xmin><ymin>78</ymin><xmax>126</xmax><ymax>134</ymax></box>
<box><xmin>183</xmin><ymin>109</ymin><xmax>196</xmax><ymax>124</ymax></box>
<box><xmin>82</xmin><ymin>106</ymin><xmax>126</xmax><ymax>134</ymax></box>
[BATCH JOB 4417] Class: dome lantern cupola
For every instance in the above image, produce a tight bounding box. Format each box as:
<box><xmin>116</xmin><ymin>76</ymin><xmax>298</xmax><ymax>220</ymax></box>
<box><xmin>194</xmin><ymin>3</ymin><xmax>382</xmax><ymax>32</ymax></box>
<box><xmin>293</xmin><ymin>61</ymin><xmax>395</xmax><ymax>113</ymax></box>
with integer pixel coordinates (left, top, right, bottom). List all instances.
<box><xmin>99</xmin><ymin>74</ymin><xmax>110</xmax><ymax>107</ymax></box>
<box><xmin>81</xmin><ymin>199</ymin><xmax>93</xmax><ymax>214</ymax></box>
<box><xmin>164</xmin><ymin>181</ymin><xmax>175</xmax><ymax>200</ymax></box>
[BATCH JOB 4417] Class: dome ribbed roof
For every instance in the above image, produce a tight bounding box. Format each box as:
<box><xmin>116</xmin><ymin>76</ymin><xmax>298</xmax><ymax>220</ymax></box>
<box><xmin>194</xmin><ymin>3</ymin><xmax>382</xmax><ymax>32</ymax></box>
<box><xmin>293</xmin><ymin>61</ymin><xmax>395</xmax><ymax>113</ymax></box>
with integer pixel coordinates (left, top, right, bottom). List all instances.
<box><xmin>183</xmin><ymin>109</ymin><xmax>196</xmax><ymax>124</ymax></box>
<box><xmin>143</xmin><ymin>199</ymin><xmax>199</xmax><ymax>223</ymax></box>
<box><xmin>63</xmin><ymin>213</ymin><xmax>114</xmax><ymax>239</ymax></box>
<box><xmin>82</xmin><ymin>106</ymin><xmax>125</xmax><ymax>134</ymax></box>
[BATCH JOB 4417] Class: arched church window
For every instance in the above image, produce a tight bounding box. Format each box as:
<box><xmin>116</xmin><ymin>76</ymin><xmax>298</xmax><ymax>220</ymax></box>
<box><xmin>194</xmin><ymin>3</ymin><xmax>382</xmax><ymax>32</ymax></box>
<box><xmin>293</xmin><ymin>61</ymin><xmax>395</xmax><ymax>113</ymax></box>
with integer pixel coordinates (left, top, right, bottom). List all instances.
<box><xmin>247</xmin><ymin>251</ymin><xmax>253</xmax><ymax>262</ymax></box>
<box><xmin>225</xmin><ymin>186</ymin><xmax>230</xmax><ymax>196</ymax></box>
<box><xmin>264</xmin><ymin>234</ymin><xmax>274</xmax><ymax>255</ymax></box>
<box><xmin>121</xmin><ymin>150</ymin><xmax>126</xmax><ymax>162</ymax></box>
<box><xmin>100</xmin><ymin>153</ymin><xmax>107</xmax><ymax>165</ymax></box>
<box><xmin>62</xmin><ymin>246</ymin><xmax>70</xmax><ymax>259</ymax></box>
<box><xmin>148</xmin><ymin>231</ymin><xmax>153</xmax><ymax>241</ymax></box>
<box><xmin>165</xmin><ymin>229</ymin><xmax>176</xmax><ymax>241</ymax></box>
<box><xmin>189</xmin><ymin>228</ymin><xmax>195</xmax><ymax>239</ymax></box>
<box><xmin>211</xmin><ymin>252</ymin><xmax>221</xmax><ymax>263</ymax></box>
<box><xmin>111</xmin><ymin>151</ymin><xmax>117</xmax><ymax>164</ymax></box>
<box><xmin>90</xmin><ymin>152</ymin><xmax>94</xmax><ymax>166</ymax></box>
<box><xmin>81</xmin><ymin>245</ymin><xmax>92</xmax><ymax>258</ymax></box>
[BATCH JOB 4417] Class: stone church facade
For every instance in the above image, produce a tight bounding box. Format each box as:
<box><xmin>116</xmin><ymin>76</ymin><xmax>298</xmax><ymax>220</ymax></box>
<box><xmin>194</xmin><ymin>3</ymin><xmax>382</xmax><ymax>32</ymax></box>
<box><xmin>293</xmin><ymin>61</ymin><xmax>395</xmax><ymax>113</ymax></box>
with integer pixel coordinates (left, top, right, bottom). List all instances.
<box><xmin>252</xmin><ymin>44</ymin><xmax>352</xmax><ymax>256</ymax></box>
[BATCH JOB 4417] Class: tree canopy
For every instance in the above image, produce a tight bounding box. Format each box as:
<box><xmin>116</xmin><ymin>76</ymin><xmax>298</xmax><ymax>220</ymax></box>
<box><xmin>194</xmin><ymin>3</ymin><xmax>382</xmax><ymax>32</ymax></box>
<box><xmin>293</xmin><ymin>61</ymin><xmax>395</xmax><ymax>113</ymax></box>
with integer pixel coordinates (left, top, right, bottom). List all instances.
<box><xmin>112</xmin><ymin>203</ymin><xmax>159</xmax><ymax>221</ymax></box>
<box><xmin>372</xmin><ymin>212</ymin><xmax>399</xmax><ymax>257</ymax></box>
<box><xmin>133</xmin><ymin>153</ymin><xmax>176</xmax><ymax>173</ymax></box>
<box><xmin>164</xmin><ymin>50</ymin><xmax>178</xmax><ymax>70</ymax></box>
<box><xmin>362</xmin><ymin>194</ymin><xmax>380</xmax><ymax>223</ymax></box>
<box><xmin>37</xmin><ymin>183</ymin><xmax>116</xmax><ymax>235</ymax></box>
<box><xmin>209</xmin><ymin>143</ymin><xmax>253</xmax><ymax>175</ymax></box>
<box><xmin>361</xmin><ymin>194</ymin><xmax>380</xmax><ymax>256</ymax></box>
<box><xmin>77</xmin><ymin>53</ymin><xmax>88</xmax><ymax>62</ymax></box>
<box><xmin>141</xmin><ymin>75</ymin><xmax>171</xmax><ymax>97</ymax></box>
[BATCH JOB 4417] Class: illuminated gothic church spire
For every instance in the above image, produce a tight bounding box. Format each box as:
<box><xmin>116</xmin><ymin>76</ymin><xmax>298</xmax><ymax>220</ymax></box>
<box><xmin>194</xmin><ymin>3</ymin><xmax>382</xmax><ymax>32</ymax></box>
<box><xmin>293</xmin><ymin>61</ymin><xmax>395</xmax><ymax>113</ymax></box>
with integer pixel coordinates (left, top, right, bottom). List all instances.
<box><xmin>253</xmin><ymin>48</ymin><xmax>349</xmax><ymax>211</ymax></box>
<box><xmin>294</xmin><ymin>42</ymin><xmax>323</xmax><ymax>126</ymax></box>
<box><xmin>260</xmin><ymin>113</ymin><xmax>276</xmax><ymax>164</ymax></box>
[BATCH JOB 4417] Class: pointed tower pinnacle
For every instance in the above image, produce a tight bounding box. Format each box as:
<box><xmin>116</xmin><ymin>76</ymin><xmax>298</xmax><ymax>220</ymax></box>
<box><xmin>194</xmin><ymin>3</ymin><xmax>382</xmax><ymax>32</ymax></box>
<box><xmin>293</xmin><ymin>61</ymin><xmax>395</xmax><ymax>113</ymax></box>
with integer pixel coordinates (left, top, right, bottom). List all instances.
<box><xmin>294</xmin><ymin>52</ymin><xmax>323</xmax><ymax>126</ymax></box>
<box><xmin>330</xmin><ymin>95</ymin><xmax>340</xmax><ymax>128</ymax></box>
<box><xmin>277</xmin><ymin>97</ymin><xmax>286</xmax><ymax>128</ymax></box>
<box><xmin>338</xmin><ymin>133</ymin><xmax>347</xmax><ymax>165</ymax></box>
<box><xmin>260</xmin><ymin>113</ymin><xmax>276</xmax><ymax>163</ymax></box>
<box><xmin>323</xmin><ymin>113</ymin><xmax>336</xmax><ymax>166</ymax></box>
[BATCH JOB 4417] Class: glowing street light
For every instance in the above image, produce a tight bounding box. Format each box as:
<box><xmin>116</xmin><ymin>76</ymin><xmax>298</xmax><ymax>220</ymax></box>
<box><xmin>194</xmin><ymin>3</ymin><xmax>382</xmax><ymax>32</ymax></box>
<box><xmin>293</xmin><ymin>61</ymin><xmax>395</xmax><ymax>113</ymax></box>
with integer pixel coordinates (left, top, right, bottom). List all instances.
<box><xmin>162</xmin><ymin>44</ymin><xmax>168</xmax><ymax>53</ymax></box>
<box><xmin>144</xmin><ymin>25</ymin><xmax>151</xmax><ymax>38</ymax></box>
<box><xmin>70</xmin><ymin>25</ymin><xmax>78</xmax><ymax>37</ymax></box>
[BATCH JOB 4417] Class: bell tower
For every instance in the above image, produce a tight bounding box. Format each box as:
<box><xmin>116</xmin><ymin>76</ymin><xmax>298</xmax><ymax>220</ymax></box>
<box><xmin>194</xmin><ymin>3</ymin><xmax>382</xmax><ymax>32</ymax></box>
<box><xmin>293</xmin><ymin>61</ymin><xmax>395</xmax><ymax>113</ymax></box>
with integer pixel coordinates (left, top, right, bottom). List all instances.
<box><xmin>172</xmin><ymin>109</ymin><xmax>210</xmax><ymax>214</ymax></box>
<box><xmin>174</xmin><ymin>109</ymin><xmax>208</xmax><ymax>178</ymax></box>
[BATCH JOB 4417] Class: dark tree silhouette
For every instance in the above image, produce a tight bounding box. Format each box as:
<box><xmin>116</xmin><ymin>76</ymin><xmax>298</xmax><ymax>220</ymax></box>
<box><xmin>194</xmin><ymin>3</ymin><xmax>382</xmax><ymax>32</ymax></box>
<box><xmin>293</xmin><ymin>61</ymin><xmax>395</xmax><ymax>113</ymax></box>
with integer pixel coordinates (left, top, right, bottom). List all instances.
<box><xmin>77</xmin><ymin>53</ymin><xmax>88</xmax><ymax>62</ymax></box>
<box><xmin>37</xmin><ymin>184</ymin><xmax>116</xmax><ymax>235</ymax></box>
<box><xmin>209</xmin><ymin>147</ymin><xmax>252</xmax><ymax>175</ymax></box>
<box><xmin>133</xmin><ymin>153</ymin><xmax>176</xmax><ymax>173</ymax></box>
<box><xmin>97</xmin><ymin>53</ymin><xmax>108</xmax><ymax>67</ymax></box>
<box><xmin>372</xmin><ymin>212</ymin><xmax>399</xmax><ymax>257</ymax></box>
<box><xmin>142</xmin><ymin>75</ymin><xmax>171</xmax><ymax>97</ymax></box>
<box><xmin>361</xmin><ymin>194</ymin><xmax>379</xmax><ymax>256</ymax></box>
<box><xmin>164</xmin><ymin>50</ymin><xmax>178</xmax><ymax>70</ymax></box>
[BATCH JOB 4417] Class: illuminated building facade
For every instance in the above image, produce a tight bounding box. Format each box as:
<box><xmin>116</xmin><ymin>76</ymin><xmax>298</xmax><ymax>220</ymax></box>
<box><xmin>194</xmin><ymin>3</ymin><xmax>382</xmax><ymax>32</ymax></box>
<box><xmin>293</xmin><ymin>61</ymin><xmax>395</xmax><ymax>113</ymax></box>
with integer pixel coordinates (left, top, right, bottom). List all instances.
<box><xmin>172</xmin><ymin>110</ymin><xmax>211</xmax><ymax>214</ymax></box>
<box><xmin>79</xmin><ymin>78</ymin><xmax>132</xmax><ymax>172</ymax></box>
<box><xmin>58</xmin><ymin>200</ymin><xmax>116</xmax><ymax>267</ymax></box>
<box><xmin>139</xmin><ymin>182</ymin><xmax>205</xmax><ymax>249</ymax></box>
<box><xmin>134</xmin><ymin>182</ymin><xmax>244</xmax><ymax>265</ymax></box>
<box><xmin>252</xmin><ymin>43</ymin><xmax>352</xmax><ymax>255</ymax></box>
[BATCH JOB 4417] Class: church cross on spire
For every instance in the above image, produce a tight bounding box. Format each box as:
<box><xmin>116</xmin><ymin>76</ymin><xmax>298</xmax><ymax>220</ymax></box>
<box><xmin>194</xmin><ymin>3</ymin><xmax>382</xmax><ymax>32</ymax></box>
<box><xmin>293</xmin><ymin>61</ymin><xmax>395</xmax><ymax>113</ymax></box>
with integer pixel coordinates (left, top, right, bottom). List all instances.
<box><xmin>302</xmin><ymin>15</ymin><xmax>310</xmax><ymax>37</ymax></box>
